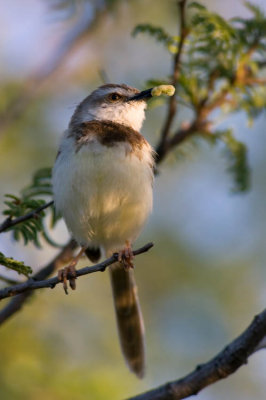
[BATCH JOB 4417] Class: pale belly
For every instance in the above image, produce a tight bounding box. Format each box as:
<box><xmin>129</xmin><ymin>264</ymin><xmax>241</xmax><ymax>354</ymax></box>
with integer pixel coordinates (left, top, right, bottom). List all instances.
<box><xmin>52</xmin><ymin>138</ymin><xmax>153</xmax><ymax>254</ymax></box>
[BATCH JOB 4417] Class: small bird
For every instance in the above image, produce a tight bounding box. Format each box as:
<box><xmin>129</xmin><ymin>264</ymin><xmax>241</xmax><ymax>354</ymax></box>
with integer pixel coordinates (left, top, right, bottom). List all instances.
<box><xmin>52</xmin><ymin>83</ymin><xmax>174</xmax><ymax>378</ymax></box>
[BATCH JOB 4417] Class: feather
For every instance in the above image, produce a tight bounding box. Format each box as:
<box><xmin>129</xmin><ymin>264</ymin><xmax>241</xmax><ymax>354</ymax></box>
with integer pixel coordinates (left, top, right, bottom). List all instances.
<box><xmin>109</xmin><ymin>262</ymin><xmax>145</xmax><ymax>378</ymax></box>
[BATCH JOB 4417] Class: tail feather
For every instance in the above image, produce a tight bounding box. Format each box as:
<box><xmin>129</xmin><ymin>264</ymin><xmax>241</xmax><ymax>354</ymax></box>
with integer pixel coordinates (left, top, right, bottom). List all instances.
<box><xmin>109</xmin><ymin>263</ymin><xmax>145</xmax><ymax>378</ymax></box>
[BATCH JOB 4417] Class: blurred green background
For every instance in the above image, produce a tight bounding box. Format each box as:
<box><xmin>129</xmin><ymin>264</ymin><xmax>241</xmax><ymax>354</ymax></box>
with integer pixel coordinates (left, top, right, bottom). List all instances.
<box><xmin>0</xmin><ymin>0</ymin><xmax>266</xmax><ymax>399</ymax></box>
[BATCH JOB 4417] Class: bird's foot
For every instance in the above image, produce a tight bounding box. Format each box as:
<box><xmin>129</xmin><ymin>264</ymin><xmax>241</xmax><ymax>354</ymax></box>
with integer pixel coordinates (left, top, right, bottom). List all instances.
<box><xmin>118</xmin><ymin>241</ymin><xmax>134</xmax><ymax>270</ymax></box>
<box><xmin>57</xmin><ymin>247</ymin><xmax>85</xmax><ymax>294</ymax></box>
<box><xmin>58</xmin><ymin>262</ymin><xmax>77</xmax><ymax>294</ymax></box>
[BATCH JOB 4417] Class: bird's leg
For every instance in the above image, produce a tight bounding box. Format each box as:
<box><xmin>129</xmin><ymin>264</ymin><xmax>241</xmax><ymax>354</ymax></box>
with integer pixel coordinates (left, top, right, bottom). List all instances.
<box><xmin>58</xmin><ymin>247</ymin><xmax>85</xmax><ymax>294</ymax></box>
<box><xmin>118</xmin><ymin>240</ymin><xmax>134</xmax><ymax>270</ymax></box>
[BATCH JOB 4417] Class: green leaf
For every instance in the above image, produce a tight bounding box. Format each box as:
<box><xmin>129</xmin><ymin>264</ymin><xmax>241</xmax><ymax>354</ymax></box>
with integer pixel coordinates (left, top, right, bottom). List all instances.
<box><xmin>188</xmin><ymin>2</ymin><xmax>206</xmax><ymax>10</ymax></box>
<box><xmin>22</xmin><ymin>167</ymin><xmax>53</xmax><ymax>198</ymax></box>
<box><xmin>132</xmin><ymin>24</ymin><xmax>177</xmax><ymax>52</ymax></box>
<box><xmin>1</xmin><ymin>166</ymin><xmax>63</xmax><ymax>248</ymax></box>
<box><xmin>244</xmin><ymin>2</ymin><xmax>265</xmax><ymax>20</ymax></box>
<box><xmin>191</xmin><ymin>7</ymin><xmax>236</xmax><ymax>42</ymax></box>
<box><xmin>218</xmin><ymin>130</ymin><xmax>250</xmax><ymax>192</ymax></box>
<box><xmin>0</xmin><ymin>252</ymin><xmax>32</xmax><ymax>277</ymax></box>
<box><xmin>4</xmin><ymin>194</ymin><xmax>20</xmax><ymax>202</ymax></box>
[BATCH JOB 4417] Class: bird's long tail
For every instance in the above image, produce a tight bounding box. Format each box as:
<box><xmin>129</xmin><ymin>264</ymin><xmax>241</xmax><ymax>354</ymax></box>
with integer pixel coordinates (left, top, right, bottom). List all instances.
<box><xmin>109</xmin><ymin>262</ymin><xmax>145</xmax><ymax>378</ymax></box>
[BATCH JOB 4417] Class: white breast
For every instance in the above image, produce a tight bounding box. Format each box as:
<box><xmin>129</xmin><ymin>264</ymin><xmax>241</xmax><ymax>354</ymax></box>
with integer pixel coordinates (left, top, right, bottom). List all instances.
<box><xmin>52</xmin><ymin>132</ymin><xmax>153</xmax><ymax>255</ymax></box>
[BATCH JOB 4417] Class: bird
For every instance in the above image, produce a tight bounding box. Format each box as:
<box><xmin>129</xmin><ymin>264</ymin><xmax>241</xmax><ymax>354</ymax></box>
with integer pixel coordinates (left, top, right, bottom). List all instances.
<box><xmin>52</xmin><ymin>83</ymin><xmax>157</xmax><ymax>378</ymax></box>
<box><xmin>52</xmin><ymin>83</ymin><xmax>175</xmax><ymax>378</ymax></box>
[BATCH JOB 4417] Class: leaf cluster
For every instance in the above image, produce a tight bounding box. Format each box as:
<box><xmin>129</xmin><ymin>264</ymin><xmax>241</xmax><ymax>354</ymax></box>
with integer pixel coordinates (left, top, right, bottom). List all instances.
<box><xmin>2</xmin><ymin>168</ymin><xmax>60</xmax><ymax>248</ymax></box>
<box><xmin>3</xmin><ymin>195</ymin><xmax>47</xmax><ymax>247</ymax></box>
<box><xmin>133</xmin><ymin>1</ymin><xmax>266</xmax><ymax>192</ymax></box>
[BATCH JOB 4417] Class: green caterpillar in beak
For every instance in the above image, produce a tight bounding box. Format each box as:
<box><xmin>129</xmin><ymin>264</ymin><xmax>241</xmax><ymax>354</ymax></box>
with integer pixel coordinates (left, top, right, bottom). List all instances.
<box><xmin>151</xmin><ymin>85</ymin><xmax>175</xmax><ymax>97</ymax></box>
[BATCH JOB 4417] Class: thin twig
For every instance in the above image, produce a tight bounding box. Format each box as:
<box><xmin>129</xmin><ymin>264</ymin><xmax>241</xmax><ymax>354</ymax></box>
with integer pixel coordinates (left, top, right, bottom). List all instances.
<box><xmin>156</xmin><ymin>121</ymin><xmax>197</xmax><ymax>164</ymax></box>
<box><xmin>155</xmin><ymin>0</ymin><xmax>188</xmax><ymax>162</ymax></box>
<box><xmin>33</xmin><ymin>2</ymin><xmax>108</xmax><ymax>81</ymax></box>
<box><xmin>0</xmin><ymin>2</ymin><xmax>110</xmax><ymax>136</ymax></box>
<box><xmin>156</xmin><ymin>117</ymin><xmax>211</xmax><ymax>165</ymax></box>
<box><xmin>0</xmin><ymin>243</ymin><xmax>153</xmax><ymax>301</ymax></box>
<box><xmin>127</xmin><ymin>309</ymin><xmax>266</xmax><ymax>400</ymax></box>
<box><xmin>0</xmin><ymin>200</ymin><xmax>54</xmax><ymax>234</ymax></box>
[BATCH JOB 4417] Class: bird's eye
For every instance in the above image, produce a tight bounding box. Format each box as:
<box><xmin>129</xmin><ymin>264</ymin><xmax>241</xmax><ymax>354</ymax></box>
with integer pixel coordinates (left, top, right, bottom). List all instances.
<box><xmin>109</xmin><ymin>93</ymin><xmax>122</xmax><ymax>102</ymax></box>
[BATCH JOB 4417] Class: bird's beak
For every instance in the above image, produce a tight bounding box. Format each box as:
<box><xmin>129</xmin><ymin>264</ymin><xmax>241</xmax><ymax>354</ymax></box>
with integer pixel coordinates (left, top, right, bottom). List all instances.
<box><xmin>128</xmin><ymin>88</ymin><xmax>153</xmax><ymax>102</ymax></box>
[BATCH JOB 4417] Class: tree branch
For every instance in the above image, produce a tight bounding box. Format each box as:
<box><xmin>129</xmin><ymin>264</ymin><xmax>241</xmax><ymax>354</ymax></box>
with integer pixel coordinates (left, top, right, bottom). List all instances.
<box><xmin>127</xmin><ymin>309</ymin><xmax>266</xmax><ymax>400</ymax></box>
<box><xmin>156</xmin><ymin>120</ymin><xmax>201</xmax><ymax>164</ymax></box>
<box><xmin>0</xmin><ymin>243</ymin><xmax>153</xmax><ymax>301</ymax></box>
<box><xmin>0</xmin><ymin>200</ymin><xmax>54</xmax><ymax>234</ymax></box>
<box><xmin>0</xmin><ymin>239</ymin><xmax>77</xmax><ymax>324</ymax></box>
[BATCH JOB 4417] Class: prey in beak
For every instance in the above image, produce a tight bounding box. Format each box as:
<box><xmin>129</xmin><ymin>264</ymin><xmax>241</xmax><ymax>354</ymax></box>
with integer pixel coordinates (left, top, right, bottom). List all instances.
<box><xmin>128</xmin><ymin>85</ymin><xmax>175</xmax><ymax>102</ymax></box>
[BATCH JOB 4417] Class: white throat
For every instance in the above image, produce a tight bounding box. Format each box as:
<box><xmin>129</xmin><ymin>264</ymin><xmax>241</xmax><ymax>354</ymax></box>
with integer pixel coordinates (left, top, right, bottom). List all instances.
<box><xmin>85</xmin><ymin>101</ymin><xmax>147</xmax><ymax>131</ymax></box>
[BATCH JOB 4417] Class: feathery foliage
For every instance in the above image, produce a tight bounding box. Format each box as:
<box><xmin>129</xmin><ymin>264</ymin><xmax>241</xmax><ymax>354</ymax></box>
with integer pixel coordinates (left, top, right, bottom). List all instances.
<box><xmin>2</xmin><ymin>168</ymin><xmax>60</xmax><ymax>248</ymax></box>
<box><xmin>133</xmin><ymin>1</ymin><xmax>266</xmax><ymax>192</ymax></box>
<box><xmin>3</xmin><ymin>194</ymin><xmax>47</xmax><ymax>247</ymax></box>
<box><xmin>216</xmin><ymin>130</ymin><xmax>250</xmax><ymax>192</ymax></box>
<box><xmin>132</xmin><ymin>25</ymin><xmax>179</xmax><ymax>53</ymax></box>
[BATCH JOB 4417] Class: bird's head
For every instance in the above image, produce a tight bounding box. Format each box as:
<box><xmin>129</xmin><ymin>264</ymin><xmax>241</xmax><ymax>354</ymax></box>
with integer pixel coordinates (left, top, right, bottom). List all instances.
<box><xmin>70</xmin><ymin>84</ymin><xmax>154</xmax><ymax>132</ymax></box>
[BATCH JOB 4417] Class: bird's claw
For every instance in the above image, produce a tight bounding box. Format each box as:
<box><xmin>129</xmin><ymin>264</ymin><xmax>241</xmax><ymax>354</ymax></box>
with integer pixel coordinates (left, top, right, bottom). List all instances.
<box><xmin>57</xmin><ymin>247</ymin><xmax>85</xmax><ymax>294</ymax></box>
<box><xmin>118</xmin><ymin>242</ymin><xmax>134</xmax><ymax>270</ymax></box>
<box><xmin>58</xmin><ymin>263</ymin><xmax>77</xmax><ymax>295</ymax></box>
